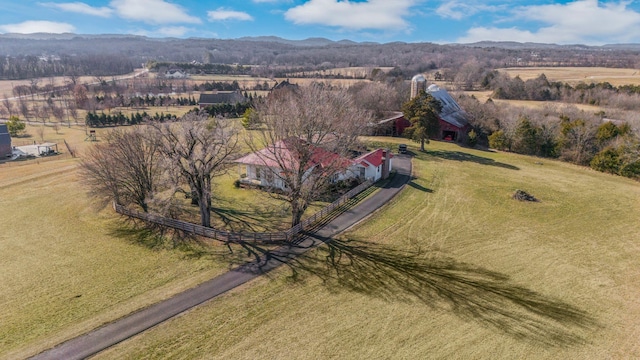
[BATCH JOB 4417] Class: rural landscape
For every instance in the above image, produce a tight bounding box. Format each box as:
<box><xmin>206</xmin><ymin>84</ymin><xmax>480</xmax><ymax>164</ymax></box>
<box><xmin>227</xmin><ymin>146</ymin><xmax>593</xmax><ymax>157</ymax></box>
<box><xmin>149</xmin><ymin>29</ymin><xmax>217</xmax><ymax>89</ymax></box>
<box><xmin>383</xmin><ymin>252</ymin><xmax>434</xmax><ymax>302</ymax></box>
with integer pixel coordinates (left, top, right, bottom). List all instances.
<box><xmin>1</xmin><ymin>30</ymin><xmax>640</xmax><ymax>360</ymax></box>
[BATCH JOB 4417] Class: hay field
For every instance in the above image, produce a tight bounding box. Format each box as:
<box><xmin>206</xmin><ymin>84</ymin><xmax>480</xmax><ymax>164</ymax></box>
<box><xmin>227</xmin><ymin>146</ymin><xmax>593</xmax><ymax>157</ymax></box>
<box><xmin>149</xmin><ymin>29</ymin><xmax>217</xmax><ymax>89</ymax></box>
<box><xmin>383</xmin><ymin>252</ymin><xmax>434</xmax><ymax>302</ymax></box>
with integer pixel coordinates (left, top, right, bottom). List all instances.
<box><xmin>465</xmin><ymin>91</ymin><xmax>605</xmax><ymax>112</ymax></box>
<box><xmin>98</xmin><ymin>139</ymin><xmax>640</xmax><ymax>359</ymax></box>
<box><xmin>499</xmin><ymin>67</ymin><xmax>640</xmax><ymax>86</ymax></box>
<box><xmin>0</xmin><ymin>69</ymin><xmax>147</xmax><ymax>96</ymax></box>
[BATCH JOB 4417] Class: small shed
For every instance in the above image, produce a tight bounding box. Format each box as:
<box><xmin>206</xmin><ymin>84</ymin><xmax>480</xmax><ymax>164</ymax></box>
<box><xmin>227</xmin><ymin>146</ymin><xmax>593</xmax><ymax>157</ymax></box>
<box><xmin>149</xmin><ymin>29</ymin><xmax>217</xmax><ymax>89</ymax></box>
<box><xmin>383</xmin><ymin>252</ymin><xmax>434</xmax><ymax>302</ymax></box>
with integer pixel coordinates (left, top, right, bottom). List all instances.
<box><xmin>0</xmin><ymin>124</ymin><xmax>11</xmax><ymax>158</ymax></box>
<box><xmin>37</xmin><ymin>142</ymin><xmax>58</xmax><ymax>156</ymax></box>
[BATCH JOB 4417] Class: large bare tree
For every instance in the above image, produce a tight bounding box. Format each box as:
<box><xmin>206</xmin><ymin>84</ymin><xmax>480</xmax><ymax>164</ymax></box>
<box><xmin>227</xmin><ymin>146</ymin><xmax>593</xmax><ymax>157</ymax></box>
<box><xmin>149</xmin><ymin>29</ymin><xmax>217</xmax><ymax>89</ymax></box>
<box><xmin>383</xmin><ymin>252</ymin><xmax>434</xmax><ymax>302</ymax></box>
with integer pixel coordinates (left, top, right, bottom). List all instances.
<box><xmin>151</xmin><ymin>112</ymin><xmax>239</xmax><ymax>227</ymax></box>
<box><xmin>249</xmin><ymin>85</ymin><xmax>371</xmax><ymax>227</ymax></box>
<box><xmin>80</xmin><ymin>128</ymin><xmax>161</xmax><ymax>212</ymax></box>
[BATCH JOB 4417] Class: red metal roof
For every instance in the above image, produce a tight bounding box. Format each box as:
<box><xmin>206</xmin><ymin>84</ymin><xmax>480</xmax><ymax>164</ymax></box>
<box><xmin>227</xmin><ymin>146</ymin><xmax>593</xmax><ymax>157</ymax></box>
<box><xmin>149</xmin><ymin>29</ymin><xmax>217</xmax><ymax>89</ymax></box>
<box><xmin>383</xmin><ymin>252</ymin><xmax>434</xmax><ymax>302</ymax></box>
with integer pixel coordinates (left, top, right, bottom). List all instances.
<box><xmin>235</xmin><ymin>138</ymin><xmax>350</xmax><ymax>171</ymax></box>
<box><xmin>354</xmin><ymin>148</ymin><xmax>392</xmax><ymax>168</ymax></box>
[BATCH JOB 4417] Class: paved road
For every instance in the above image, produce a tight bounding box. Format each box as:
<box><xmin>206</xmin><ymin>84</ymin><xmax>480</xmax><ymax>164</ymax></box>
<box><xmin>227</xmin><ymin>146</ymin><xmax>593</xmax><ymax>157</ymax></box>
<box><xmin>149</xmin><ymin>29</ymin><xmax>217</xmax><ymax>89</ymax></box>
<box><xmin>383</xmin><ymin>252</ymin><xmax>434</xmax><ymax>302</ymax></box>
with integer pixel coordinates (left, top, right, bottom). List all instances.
<box><xmin>30</xmin><ymin>155</ymin><xmax>412</xmax><ymax>360</ymax></box>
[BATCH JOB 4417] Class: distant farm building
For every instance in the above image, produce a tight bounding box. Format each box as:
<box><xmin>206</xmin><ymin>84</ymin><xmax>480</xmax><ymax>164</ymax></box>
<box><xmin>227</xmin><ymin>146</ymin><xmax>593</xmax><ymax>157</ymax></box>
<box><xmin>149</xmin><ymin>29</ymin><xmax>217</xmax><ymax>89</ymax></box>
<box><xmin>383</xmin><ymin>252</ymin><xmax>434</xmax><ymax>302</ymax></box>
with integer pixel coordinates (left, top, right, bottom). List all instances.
<box><xmin>272</xmin><ymin>79</ymin><xmax>298</xmax><ymax>91</ymax></box>
<box><xmin>198</xmin><ymin>90</ymin><xmax>247</xmax><ymax>109</ymax></box>
<box><xmin>164</xmin><ymin>69</ymin><xmax>188</xmax><ymax>79</ymax></box>
<box><xmin>409</xmin><ymin>75</ymin><xmax>471</xmax><ymax>143</ymax></box>
<box><xmin>0</xmin><ymin>124</ymin><xmax>11</xmax><ymax>158</ymax></box>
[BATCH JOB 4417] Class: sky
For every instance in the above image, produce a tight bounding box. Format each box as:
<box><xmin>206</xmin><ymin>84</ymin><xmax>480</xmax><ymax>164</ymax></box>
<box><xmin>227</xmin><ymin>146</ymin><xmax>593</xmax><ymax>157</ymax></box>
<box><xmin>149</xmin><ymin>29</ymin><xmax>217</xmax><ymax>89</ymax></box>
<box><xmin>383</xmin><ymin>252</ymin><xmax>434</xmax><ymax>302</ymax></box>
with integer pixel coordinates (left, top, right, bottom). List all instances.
<box><xmin>2</xmin><ymin>0</ymin><xmax>640</xmax><ymax>45</ymax></box>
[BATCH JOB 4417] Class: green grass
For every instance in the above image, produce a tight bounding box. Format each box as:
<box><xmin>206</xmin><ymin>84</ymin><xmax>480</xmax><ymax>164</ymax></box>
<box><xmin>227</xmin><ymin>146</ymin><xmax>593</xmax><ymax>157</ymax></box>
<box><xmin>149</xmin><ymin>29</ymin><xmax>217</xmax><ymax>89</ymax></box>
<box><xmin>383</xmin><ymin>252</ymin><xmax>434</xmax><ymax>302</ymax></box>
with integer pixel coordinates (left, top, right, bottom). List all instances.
<box><xmin>95</xmin><ymin>140</ymin><xmax>640</xmax><ymax>359</ymax></box>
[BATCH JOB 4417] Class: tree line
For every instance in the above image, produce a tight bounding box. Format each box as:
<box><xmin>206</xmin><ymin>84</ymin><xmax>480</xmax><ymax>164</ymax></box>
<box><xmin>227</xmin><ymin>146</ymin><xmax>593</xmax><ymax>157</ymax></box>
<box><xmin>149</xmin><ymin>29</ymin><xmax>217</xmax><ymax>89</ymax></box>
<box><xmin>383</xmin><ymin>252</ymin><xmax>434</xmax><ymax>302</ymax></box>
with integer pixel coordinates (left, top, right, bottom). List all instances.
<box><xmin>84</xmin><ymin>111</ymin><xmax>178</xmax><ymax>127</ymax></box>
<box><xmin>482</xmin><ymin>72</ymin><xmax>640</xmax><ymax>111</ymax></box>
<box><xmin>458</xmin><ymin>95</ymin><xmax>640</xmax><ymax>180</ymax></box>
<box><xmin>0</xmin><ymin>54</ymin><xmax>135</xmax><ymax>80</ymax></box>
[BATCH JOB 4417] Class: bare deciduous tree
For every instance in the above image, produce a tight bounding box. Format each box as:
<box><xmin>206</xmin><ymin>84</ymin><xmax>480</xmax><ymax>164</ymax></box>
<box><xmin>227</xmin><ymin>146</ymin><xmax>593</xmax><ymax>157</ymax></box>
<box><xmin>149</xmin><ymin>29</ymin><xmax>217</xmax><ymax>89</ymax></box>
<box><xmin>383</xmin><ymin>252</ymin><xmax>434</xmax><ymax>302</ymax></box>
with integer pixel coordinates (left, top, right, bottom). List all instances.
<box><xmin>2</xmin><ymin>95</ymin><xmax>14</xmax><ymax>117</ymax></box>
<box><xmin>80</xmin><ymin>128</ymin><xmax>162</xmax><ymax>212</ymax></box>
<box><xmin>35</xmin><ymin>126</ymin><xmax>45</xmax><ymax>142</ymax></box>
<box><xmin>151</xmin><ymin>112</ymin><xmax>239</xmax><ymax>227</ymax></box>
<box><xmin>249</xmin><ymin>85</ymin><xmax>371</xmax><ymax>227</ymax></box>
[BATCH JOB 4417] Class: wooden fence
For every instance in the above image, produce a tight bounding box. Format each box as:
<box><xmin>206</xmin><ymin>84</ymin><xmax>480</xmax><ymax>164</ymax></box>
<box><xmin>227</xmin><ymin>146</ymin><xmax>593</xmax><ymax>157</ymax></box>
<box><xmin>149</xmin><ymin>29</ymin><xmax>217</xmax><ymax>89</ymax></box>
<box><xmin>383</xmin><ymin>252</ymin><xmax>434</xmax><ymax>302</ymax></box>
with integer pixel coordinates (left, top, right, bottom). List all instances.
<box><xmin>63</xmin><ymin>139</ymin><xmax>76</xmax><ymax>158</ymax></box>
<box><xmin>114</xmin><ymin>179</ymin><xmax>374</xmax><ymax>244</ymax></box>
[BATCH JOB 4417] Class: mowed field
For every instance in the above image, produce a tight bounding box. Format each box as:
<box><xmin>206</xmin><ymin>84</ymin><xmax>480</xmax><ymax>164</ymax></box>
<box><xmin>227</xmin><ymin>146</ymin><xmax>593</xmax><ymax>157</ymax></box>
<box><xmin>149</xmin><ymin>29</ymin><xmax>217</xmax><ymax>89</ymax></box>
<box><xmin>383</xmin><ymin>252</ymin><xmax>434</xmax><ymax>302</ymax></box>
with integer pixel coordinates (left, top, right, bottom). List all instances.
<box><xmin>0</xmin><ymin>124</ymin><xmax>253</xmax><ymax>360</ymax></box>
<box><xmin>499</xmin><ymin>67</ymin><xmax>640</xmax><ymax>86</ymax></box>
<box><xmin>0</xmin><ymin>121</ymin><xmax>337</xmax><ymax>359</ymax></box>
<box><xmin>95</xmin><ymin>139</ymin><xmax>640</xmax><ymax>359</ymax></box>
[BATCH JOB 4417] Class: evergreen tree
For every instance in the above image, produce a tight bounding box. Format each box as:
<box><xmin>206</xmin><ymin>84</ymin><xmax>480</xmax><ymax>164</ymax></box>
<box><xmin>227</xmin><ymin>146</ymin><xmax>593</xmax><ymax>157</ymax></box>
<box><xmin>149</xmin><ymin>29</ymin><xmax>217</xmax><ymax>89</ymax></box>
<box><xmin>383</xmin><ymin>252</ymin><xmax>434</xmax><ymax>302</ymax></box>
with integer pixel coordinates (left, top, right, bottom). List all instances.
<box><xmin>402</xmin><ymin>90</ymin><xmax>442</xmax><ymax>151</ymax></box>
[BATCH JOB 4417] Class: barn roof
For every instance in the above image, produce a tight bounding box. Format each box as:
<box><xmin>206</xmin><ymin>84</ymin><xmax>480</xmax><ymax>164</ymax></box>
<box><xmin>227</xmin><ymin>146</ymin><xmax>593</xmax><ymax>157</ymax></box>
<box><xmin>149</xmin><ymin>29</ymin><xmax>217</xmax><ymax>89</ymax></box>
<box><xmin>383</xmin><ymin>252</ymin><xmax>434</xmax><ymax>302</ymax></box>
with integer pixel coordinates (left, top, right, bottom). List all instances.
<box><xmin>198</xmin><ymin>91</ymin><xmax>246</xmax><ymax>105</ymax></box>
<box><xmin>426</xmin><ymin>84</ymin><xmax>469</xmax><ymax>129</ymax></box>
<box><xmin>376</xmin><ymin>111</ymin><xmax>405</xmax><ymax>125</ymax></box>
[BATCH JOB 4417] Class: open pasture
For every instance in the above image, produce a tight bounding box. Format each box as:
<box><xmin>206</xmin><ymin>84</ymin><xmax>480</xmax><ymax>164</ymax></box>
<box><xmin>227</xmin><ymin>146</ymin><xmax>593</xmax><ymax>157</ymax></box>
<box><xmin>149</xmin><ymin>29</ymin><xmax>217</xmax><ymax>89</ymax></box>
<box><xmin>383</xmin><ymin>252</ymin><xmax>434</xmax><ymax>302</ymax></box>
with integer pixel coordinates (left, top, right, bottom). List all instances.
<box><xmin>499</xmin><ymin>67</ymin><xmax>640</xmax><ymax>86</ymax></box>
<box><xmin>0</xmin><ymin>156</ymin><xmax>240</xmax><ymax>359</ymax></box>
<box><xmin>465</xmin><ymin>90</ymin><xmax>605</xmax><ymax>112</ymax></box>
<box><xmin>97</xmin><ymin>139</ymin><xmax>640</xmax><ymax>359</ymax></box>
<box><xmin>0</xmin><ymin>118</ymin><xmax>346</xmax><ymax>359</ymax></box>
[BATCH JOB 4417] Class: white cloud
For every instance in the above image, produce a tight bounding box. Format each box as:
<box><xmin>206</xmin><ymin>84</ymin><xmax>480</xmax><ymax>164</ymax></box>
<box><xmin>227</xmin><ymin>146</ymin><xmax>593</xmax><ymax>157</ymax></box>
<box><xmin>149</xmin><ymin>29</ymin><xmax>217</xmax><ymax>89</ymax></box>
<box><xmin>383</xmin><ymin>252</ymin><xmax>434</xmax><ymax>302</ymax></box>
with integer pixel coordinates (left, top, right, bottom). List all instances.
<box><xmin>436</xmin><ymin>1</ymin><xmax>501</xmax><ymax>20</ymax></box>
<box><xmin>40</xmin><ymin>2</ymin><xmax>113</xmax><ymax>18</ymax></box>
<box><xmin>0</xmin><ymin>20</ymin><xmax>76</xmax><ymax>34</ymax></box>
<box><xmin>458</xmin><ymin>0</ymin><xmax>640</xmax><ymax>45</ymax></box>
<box><xmin>110</xmin><ymin>0</ymin><xmax>201</xmax><ymax>25</ymax></box>
<box><xmin>284</xmin><ymin>0</ymin><xmax>417</xmax><ymax>30</ymax></box>
<box><xmin>207</xmin><ymin>8</ymin><xmax>254</xmax><ymax>21</ymax></box>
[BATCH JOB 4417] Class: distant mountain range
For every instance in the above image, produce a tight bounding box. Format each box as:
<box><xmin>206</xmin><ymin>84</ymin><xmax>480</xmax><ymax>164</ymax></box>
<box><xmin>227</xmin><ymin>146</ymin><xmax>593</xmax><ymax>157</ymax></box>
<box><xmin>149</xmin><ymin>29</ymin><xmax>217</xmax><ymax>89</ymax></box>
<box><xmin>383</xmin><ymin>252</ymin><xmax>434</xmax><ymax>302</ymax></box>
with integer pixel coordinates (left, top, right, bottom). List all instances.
<box><xmin>2</xmin><ymin>33</ymin><xmax>639</xmax><ymax>50</ymax></box>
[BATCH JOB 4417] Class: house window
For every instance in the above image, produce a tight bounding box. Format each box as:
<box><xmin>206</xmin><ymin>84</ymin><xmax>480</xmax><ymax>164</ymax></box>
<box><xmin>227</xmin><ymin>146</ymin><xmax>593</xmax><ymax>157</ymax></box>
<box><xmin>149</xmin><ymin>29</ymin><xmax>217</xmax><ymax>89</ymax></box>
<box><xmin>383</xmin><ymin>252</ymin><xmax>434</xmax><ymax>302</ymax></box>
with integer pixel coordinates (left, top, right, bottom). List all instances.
<box><xmin>255</xmin><ymin>167</ymin><xmax>261</xmax><ymax>180</ymax></box>
<box><xmin>359</xmin><ymin>167</ymin><xmax>366</xmax><ymax>178</ymax></box>
<box><xmin>265</xmin><ymin>169</ymin><xmax>274</xmax><ymax>184</ymax></box>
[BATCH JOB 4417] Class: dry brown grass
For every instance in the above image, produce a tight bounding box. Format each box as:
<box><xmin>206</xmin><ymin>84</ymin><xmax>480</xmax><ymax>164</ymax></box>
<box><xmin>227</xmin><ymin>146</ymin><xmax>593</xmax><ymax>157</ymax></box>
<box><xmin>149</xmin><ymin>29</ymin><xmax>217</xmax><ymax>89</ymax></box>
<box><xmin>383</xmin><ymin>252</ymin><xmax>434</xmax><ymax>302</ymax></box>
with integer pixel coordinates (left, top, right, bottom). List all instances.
<box><xmin>499</xmin><ymin>67</ymin><xmax>640</xmax><ymax>86</ymax></box>
<box><xmin>0</xmin><ymin>157</ymin><xmax>240</xmax><ymax>359</ymax></box>
<box><xmin>96</xmin><ymin>139</ymin><xmax>640</xmax><ymax>359</ymax></box>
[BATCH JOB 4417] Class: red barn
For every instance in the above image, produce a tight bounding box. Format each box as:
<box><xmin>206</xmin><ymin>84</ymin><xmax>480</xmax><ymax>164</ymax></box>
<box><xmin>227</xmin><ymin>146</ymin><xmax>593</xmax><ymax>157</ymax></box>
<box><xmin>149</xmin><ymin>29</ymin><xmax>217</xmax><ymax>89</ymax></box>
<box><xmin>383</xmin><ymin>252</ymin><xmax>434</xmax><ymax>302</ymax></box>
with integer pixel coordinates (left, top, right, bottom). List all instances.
<box><xmin>426</xmin><ymin>84</ymin><xmax>471</xmax><ymax>142</ymax></box>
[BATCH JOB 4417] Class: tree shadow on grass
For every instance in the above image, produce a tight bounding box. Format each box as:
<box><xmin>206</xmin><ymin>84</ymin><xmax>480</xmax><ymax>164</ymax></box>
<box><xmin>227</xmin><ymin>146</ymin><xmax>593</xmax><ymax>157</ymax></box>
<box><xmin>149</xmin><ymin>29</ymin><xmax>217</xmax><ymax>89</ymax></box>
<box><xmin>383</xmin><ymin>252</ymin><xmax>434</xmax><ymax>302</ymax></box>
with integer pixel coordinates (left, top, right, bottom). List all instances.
<box><xmin>276</xmin><ymin>235</ymin><xmax>598</xmax><ymax>347</ymax></box>
<box><xmin>210</xmin><ymin>206</ymin><xmax>281</xmax><ymax>233</ymax></box>
<box><xmin>426</xmin><ymin>150</ymin><xmax>520</xmax><ymax>170</ymax></box>
<box><xmin>107</xmin><ymin>219</ymin><xmax>226</xmax><ymax>257</ymax></box>
<box><xmin>407</xmin><ymin>177</ymin><xmax>433</xmax><ymax>193</ymax></box>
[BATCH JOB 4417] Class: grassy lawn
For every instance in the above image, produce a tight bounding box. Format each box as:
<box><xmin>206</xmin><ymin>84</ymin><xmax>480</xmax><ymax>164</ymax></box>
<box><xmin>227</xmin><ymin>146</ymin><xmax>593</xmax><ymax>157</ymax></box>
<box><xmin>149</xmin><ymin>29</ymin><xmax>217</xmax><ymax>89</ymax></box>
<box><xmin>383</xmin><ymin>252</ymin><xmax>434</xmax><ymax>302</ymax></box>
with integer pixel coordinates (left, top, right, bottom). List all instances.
<box><xmin>0</xmin><ymin>121</ymin><xmax>351</xmax><ymax>359</ymax></box>
<box><xmin>0</xmin><ymin>124</ymin><xmax>282</xmax><ymax>359</ymax></box>
<box><xmin>96</xmin><ymin>139</ymin><xmax>640</xmax><ymax>359</ymax></box>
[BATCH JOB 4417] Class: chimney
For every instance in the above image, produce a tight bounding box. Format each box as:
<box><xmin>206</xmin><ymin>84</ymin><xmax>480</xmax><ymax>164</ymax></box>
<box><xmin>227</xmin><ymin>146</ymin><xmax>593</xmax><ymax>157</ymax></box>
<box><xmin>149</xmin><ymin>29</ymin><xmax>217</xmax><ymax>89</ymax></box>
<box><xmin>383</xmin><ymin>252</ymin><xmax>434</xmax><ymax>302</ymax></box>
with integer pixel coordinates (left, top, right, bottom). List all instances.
<box><xmin>381</xmin><ymin>149</ymin><xmax>390</xmax><ymax>180</ymax></box>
